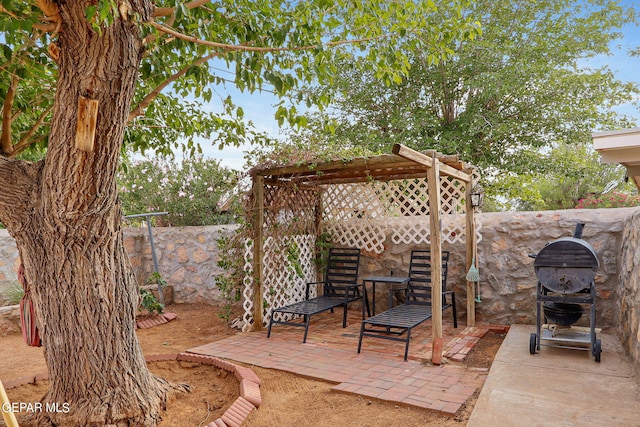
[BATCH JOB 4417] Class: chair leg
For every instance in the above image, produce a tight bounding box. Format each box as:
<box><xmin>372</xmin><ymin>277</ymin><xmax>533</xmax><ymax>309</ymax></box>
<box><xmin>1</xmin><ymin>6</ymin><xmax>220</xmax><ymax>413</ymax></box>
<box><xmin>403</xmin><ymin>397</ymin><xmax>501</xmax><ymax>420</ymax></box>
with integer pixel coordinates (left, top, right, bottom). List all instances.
<box><xmin>302</xmin><ymin>316</ymin><xmax>311</xmax><ymax>343</ymax></box>
<box><xmin>357</xmin><ymin>322</ymin><xmax>365</xmax><ymax>354</ymax></box>
<box><xmin>451</xmin><ymin>293</ymin><xmax>458</xmax><ymax>328</ymax></box>
<box><xmin>404</xmin><ymin>329</ymin><xmax>412</xmax><ymax>361</ymax></box>
<box><xmin>342</xmin><ymin>303</ymin><xmax>348</xmax><ymax>328</ymax></box>
<box><xmin>267</xmin><ymin>313</ymin><xmax>274</xmax><ymax>338</ymax></box>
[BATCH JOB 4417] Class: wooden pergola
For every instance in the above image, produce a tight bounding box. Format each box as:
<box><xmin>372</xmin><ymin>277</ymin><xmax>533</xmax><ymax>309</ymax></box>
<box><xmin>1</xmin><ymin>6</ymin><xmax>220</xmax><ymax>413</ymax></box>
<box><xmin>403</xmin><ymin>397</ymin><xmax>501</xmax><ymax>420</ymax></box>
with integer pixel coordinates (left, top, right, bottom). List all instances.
<box><xmin>249</xmin><ymin>143</ymin><xmax>478</xmax><ymax>364</ymax></box>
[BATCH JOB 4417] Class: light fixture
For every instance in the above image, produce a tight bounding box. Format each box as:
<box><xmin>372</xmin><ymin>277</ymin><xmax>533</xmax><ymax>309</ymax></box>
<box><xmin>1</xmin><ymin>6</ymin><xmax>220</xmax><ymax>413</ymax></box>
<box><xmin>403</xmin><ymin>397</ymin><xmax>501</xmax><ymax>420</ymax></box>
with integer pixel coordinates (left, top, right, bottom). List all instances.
<box><xmin>471</xmin><ymin>185</ymin><xmax>484</xmax><ymax>208</ymax></box>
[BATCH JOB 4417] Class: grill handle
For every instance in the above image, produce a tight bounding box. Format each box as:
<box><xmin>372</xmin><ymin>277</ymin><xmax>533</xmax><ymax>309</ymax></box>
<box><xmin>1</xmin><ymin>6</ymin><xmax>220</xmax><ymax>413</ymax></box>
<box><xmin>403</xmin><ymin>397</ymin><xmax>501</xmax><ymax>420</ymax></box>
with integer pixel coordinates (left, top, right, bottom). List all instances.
<box><xmin>573</xmin><ymin>222</ymin><xmax>585</xmax><ymax>239</ymax></box>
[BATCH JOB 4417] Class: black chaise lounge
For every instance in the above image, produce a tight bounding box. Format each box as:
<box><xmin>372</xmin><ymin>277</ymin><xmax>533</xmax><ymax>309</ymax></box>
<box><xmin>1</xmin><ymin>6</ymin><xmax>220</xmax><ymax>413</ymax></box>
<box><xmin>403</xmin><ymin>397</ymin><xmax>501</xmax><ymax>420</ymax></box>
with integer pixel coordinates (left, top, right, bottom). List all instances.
<box><xmin>267</xmin><ymin>247</ymin><xmax>369</xmax><ymax>343</ymax></box>
<box><xmin>357</xmin><ymin>250</ymin><xmax>457</xmax><ymax>360</ymax></box>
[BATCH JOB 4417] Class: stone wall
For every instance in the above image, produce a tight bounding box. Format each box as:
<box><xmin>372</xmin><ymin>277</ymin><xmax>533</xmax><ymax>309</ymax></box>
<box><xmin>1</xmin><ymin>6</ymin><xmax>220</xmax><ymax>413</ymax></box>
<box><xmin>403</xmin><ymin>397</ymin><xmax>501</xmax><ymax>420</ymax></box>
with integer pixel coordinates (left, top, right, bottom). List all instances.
<box><xmin>473</xmin><ymin>208</ymin><xmax>632</xmax><ymax>328</ymax></box>
<box><xmin>618</xmin><ymin>209</ymin><xmax>640</xmax><ymax>374</ymax></box>
<box><xmin>124</xmin><ymin>225</ymin><xmax>239</xmax><ymax>303</ymax></box>
<box><xmin>0</xmin><ymin>226</ymin><xmax>239</xmax><ymax>306</ymax></box>
<box><xmin>0</xmin><ymin>229</ymin><xmax>20</xmax><ymax>299</ymax></box>
<box><xmin>1</xmin><ymin>208</ymin><xmax>639</xmax><ymax>376</ymax></box>
<box><xmin>353</xmin><ymin>208</ymin><xmax>633</xmax><ymax>329</ymax></box>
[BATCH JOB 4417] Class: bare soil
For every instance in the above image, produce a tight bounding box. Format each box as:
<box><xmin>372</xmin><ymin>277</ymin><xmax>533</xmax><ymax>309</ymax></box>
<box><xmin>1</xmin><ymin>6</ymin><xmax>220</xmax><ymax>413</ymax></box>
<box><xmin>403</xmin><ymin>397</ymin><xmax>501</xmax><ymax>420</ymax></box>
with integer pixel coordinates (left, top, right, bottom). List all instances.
<box><xmin>0</xmin><ymin>303</ymin><xmax>504</xmax><ymax>426</ymax></box>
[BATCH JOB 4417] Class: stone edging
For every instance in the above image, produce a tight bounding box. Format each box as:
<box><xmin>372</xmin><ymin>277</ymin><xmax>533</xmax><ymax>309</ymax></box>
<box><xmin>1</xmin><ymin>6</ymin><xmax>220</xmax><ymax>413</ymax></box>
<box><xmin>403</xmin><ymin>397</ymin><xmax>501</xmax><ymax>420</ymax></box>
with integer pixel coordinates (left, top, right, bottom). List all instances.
<box><xmin>3</xmin><ymin>352</ymin><xmax>262</xmax><ymax>427</ymax></box>
<box><xmin>0</xmin><ymin>304</ymin><xmax>19</xmax><ymax>320</ymax></box>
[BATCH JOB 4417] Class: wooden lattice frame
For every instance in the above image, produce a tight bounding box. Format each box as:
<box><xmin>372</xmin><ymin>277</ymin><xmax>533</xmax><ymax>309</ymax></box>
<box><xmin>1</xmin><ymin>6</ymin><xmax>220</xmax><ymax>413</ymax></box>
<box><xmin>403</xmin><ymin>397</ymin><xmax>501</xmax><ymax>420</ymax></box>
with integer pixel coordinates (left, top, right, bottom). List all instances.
<box><xmin>245</xmin><ymin>144</ymin><xmax>480</xmax><ymax>364</ymax></box>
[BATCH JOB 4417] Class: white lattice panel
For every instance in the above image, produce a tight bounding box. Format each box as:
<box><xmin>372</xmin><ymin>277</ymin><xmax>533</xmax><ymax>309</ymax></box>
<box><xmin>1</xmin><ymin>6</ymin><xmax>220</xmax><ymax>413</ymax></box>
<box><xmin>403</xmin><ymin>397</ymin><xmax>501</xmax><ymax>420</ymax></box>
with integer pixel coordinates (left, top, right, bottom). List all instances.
<box><xmin>242</xmin><ymin>235</ymin><xmax>316</xmax><ymax>331</ymax></box>
<box><xmin>322</xmin><ymin>178</ymin><xmax>473</xmax><ymax>249</ymax></box>
<box><xmin>323</xmin><ymin>183</ymin><xmax>388</xmax><ymax>220</ymax></box>
<box><xmin>242</xmin><ymin>238</ymin><xmax>255</xmax><ymax>332</ymax></box>
<box><xmin>324</xmin><ymin>220</ymin><xmax>388</xmax><ymax>254</ymax></box>
<box><xmin>264</xmin><ymin>235</ymin><xmax>316</xmax><ymax>324</ymax></box>
<box><xmin>390</xmin><ymin>218</ymin><xmax>431</xmax><ymax>245</ymax></box>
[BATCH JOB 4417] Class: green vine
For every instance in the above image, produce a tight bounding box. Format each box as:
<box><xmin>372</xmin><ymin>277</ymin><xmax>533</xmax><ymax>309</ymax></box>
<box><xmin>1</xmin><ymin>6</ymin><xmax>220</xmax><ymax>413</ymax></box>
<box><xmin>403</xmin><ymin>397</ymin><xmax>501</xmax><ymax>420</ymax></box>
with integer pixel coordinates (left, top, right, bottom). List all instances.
<box><xmin>315</xmin><ymin>231</ymin><xmax>333</xmax><ymax>271</ymax></box>
<box><xmin>285</xmin><ymin>239</ymin><xmax>304</xmax><ymax>280</ymax></box>
<box><xmin>139</xmin><ymin>288</ymin><xmax>164</xmax><ymax>315</ymax></box>
<box><xmin>216</xmin><ymin>234</ymin><xmax>244</xmax><ymax>322</ymax></box>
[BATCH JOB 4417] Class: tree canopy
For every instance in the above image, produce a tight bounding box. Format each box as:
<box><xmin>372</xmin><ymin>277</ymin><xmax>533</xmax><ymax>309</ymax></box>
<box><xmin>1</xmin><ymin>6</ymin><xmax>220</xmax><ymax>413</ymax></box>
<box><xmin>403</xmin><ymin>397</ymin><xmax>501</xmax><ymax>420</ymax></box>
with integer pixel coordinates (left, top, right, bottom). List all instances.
<box><xmin>1</xmin><ymin>0</ymin><xmax>481</xmax><ymax>159</ymax></box>
<box><xmin>262</xmin><ymin>0</ymin><xmax>639</xmax><ymax>209</ymax></box>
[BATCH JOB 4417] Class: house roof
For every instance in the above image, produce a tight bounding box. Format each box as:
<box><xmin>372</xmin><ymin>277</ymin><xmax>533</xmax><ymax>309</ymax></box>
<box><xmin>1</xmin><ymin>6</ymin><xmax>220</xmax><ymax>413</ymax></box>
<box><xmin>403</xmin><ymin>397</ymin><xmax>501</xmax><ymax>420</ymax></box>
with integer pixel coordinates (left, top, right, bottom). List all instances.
<box><xmin>593</xmin><ymin>127</ymin><xmax>640</xmax><ymax>190</ymax></box>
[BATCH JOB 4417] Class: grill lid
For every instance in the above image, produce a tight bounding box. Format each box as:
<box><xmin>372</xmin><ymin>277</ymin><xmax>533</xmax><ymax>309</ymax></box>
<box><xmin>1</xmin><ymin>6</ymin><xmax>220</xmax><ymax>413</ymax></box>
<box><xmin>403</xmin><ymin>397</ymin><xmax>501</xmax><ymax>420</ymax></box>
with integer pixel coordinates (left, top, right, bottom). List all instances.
<box><xmin>533</xmin><ymin>237</ymin><xmax>599</xmax><ymax>269</ymax></box>
<box><xmin>534</xmin><ymin>237</ymin><xmax>599</xmax><ymax>293</ymax></box>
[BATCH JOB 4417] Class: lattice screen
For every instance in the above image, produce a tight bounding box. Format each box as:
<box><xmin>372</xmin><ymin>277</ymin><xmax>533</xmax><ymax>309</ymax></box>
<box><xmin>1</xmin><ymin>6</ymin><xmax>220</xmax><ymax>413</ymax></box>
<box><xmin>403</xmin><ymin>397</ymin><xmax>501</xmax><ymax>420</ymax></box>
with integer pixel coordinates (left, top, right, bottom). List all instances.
<box><xmin>322</xmin><ymin>177</ymin><xmax>480</xmax><ymax>254</ymax></box>
<box><xmin>241</xmin><ymin>175</ymin><xmax>482</xmax><ymax>330</ymax></box>
<box><xmin>241</xmin><ymin>234</ymin><xmax>316</xmax><ymax>332</ymax></box>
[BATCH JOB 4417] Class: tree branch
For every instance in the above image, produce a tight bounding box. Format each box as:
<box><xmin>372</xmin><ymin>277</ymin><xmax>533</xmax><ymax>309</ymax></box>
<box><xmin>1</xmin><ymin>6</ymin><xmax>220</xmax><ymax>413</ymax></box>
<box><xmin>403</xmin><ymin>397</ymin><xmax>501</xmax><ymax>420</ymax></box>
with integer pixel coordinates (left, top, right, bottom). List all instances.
<box><xmin>149</xmin><ymin>21</ymin><xmax>386</xmax><ymax>53</ymax></box>
<box><xmin>1</xmin><ymin>75</ymin><xmax>18</xmax><ymax>156</ymax></box>
<box><xmin>9</xmin><ymin>105</ymin><xmax>54</xmax><ymax>158</ymax></box>
<box><xmin>128</xmin><ymin>52</ymin><xmax>218</xmax><ymax>122</ymax></box>
<box><xmin>0</xmin><ymin>156</ymin><xmax>42</xmax><ymax>231</ymax></box>
<box><xmin>153</xmin><ymin>0</ymin><xmax>210</xmax><ymax>17</ymax></box>
<box><xmin>0</xmin><ymin>5</ymin><xmax>17</xmax><ymax>19</ymax></box>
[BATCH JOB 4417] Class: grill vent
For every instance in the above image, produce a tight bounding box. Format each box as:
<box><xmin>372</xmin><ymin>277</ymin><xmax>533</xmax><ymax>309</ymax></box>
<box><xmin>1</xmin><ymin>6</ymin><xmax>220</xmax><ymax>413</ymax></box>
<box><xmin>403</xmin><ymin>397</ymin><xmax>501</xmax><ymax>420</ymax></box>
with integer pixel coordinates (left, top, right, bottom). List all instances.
<box><xmin>533</xmin><ymin>238</ymin><xmax>599</xmax><ymax>269</ymax></box>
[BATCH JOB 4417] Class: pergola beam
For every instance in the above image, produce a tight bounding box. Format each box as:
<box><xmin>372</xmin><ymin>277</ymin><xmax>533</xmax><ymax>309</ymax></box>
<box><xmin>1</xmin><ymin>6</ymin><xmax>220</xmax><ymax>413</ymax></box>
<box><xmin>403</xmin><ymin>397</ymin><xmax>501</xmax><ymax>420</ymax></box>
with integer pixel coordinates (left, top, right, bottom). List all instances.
<box><xmin>392</xmin><ymin>144</ymin><xmax>471</xmax><ymax>183</ymax></box>
<box><xmin>254</xmin><ymin>145</ymin><xmax>471</xmax><ymax>185</ymax></box>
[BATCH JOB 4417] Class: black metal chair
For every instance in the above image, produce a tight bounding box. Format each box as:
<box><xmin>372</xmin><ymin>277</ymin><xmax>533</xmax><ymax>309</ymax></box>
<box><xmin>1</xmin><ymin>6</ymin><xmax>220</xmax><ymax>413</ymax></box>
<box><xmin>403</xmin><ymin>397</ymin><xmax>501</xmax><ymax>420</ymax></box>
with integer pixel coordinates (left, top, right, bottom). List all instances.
<box><xmin>357</xmin><ymin>250</ymin><xmax>457</xmax><ymax>360</ymax></box>
<box><xmin>267</xmin><ymin>247</ymin><xmax>368</xmax><ymax>343</ymax></box>
<box><xmin>406</xmin><ymin>250</ymin><xmax>457</xmax><ymax>327</ymax></box>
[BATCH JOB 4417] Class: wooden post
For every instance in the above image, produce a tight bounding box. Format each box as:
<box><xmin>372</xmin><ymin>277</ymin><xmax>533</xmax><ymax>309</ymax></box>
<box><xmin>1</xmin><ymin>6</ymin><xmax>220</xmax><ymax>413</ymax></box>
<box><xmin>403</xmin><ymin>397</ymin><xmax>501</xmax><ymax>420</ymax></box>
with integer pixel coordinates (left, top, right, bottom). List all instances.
<box><xmin>0</xmin><ymin>379</ymin><xmax>19</xmax><ymax>427</ymax></box>
<box><xmin>427</xmin><ymin>157</ymin><xmax>444</xmax><ymax>365</ymax></box>
<box><xmin>315</xmin><ymin>190</ymin><xmax>324</xmax><ymax>282</ymax></box>
<box><xmin>252</xmin><ymin>175</ymin><xmax>265</xmax><ymax>331</ymax></box>
<box><xmin>465</xmin><ymin>180</ymin><xmax>476</xmax><ymax>327</ymax></box>
<box><xmin>75</xmin><ymin>96</ymin><xmax>99</xmax><ymax>152</ymax></box>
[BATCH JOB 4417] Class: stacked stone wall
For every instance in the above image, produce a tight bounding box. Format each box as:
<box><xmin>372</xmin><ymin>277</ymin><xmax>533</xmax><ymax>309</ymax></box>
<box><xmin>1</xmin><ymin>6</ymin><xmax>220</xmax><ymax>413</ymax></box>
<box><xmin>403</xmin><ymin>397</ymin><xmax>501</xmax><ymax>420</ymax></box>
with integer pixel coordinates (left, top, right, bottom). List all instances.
<box><xmin>0</xmin><ymin>229</ymin><xmax>20</xmax><ymax>299</ymax></box>
<box><xmin>473</xmin><ymin>208</ymin><xmax>632</xmax><ymax>328</ymax></box>
<box><xmin>0</xmin><ymin>209</ymin><xmax>639</xmax><ymax>377</ymax></box>
<box><xmin>123</xmin><ymin>225</ymin><xmax>239</xmax><ymax>303</ymax></box>
<box><xmin>353</xmin><ymin>208</ymin><xmax>632</xmax><ymax>329</ymax></box>
<box><xmin>618</xmin><ymin>209</ymin><xmax>640</xmax><ymax>375</ymax></box>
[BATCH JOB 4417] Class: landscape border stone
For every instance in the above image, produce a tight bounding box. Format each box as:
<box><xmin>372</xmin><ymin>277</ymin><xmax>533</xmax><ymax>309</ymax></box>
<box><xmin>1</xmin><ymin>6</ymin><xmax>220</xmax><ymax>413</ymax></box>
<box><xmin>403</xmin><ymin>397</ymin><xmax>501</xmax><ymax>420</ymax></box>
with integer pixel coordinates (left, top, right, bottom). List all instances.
<box><xmin>3</xmin><ymin>352</ymin><xmax>262</xmax><ymax>427</ymax></box>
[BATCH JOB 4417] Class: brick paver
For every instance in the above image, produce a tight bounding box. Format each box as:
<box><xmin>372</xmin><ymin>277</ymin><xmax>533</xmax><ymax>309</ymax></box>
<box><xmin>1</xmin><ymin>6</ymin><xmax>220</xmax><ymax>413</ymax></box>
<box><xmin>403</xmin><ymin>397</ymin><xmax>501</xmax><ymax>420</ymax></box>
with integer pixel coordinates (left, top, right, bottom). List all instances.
<box><xmin>189</xmin><ymin>309</ymin><xmax>505</xmax><ymax>416</ymax></box>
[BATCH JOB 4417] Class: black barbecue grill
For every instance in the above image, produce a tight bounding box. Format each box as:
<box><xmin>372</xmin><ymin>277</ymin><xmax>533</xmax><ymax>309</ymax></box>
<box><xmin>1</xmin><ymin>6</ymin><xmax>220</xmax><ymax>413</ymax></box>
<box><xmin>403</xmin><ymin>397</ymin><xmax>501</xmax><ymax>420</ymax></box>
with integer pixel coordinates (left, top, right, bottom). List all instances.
<box><xmin>529</xmin><ymin>222</ymin><xmax>602</xmax><ymax>362</ymax></box>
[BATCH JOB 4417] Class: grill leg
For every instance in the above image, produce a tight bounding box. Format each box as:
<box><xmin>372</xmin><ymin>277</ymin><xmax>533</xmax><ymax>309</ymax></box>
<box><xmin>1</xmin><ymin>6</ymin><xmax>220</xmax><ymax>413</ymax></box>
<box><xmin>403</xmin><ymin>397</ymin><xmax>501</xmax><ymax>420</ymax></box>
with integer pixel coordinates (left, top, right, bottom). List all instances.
<box><xmin>536</xmin><ymin>283</ymin><xmax>541</xmax><ymax>350</ymax></box>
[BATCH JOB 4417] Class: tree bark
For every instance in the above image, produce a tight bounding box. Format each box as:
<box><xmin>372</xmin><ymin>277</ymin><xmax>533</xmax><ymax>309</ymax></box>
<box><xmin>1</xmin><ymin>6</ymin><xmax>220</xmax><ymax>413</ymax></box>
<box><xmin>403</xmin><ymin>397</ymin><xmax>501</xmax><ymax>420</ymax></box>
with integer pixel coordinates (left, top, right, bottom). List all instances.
<box><xmin>0</xmin><ymin>1</ymin><xmax>184</xmax><ymax>426</ymax></box>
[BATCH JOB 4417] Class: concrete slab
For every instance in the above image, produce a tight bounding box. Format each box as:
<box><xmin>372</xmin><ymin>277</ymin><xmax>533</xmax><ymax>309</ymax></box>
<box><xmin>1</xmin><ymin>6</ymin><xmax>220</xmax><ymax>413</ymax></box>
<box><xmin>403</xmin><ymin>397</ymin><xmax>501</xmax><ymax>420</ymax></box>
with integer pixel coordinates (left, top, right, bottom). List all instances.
<box><xmin>468</xmin><ymin>324</ymin><xmax>640</xmax><ymax>426</ymax></box>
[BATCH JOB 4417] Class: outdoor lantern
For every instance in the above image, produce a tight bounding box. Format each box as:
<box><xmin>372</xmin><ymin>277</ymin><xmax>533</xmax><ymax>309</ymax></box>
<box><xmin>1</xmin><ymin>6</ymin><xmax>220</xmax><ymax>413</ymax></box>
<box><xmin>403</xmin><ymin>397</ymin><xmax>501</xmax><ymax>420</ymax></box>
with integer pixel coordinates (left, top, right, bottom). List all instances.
<box><xmin>471</xmin><ymin>186</ymin><xmax>484</xmax><ymax>208</ymax></box>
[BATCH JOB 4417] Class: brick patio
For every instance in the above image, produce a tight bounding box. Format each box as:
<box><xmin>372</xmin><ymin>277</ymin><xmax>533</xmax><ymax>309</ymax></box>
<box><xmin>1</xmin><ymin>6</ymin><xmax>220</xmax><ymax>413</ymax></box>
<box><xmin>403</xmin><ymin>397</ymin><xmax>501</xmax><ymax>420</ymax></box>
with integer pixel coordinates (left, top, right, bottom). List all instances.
<box><xmin>189</xmin><ymin>309</ymin><xmax>507</xmax><ymax>416</ymax></box>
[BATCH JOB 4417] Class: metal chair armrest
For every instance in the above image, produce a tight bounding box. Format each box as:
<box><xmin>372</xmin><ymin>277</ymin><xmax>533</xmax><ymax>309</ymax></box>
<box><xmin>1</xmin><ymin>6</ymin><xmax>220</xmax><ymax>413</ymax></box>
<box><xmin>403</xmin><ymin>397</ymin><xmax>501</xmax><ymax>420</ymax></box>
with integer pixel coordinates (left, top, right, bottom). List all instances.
<box><xmin>305</xmin><ymin>281</ymin><xmax>324</xmax><ymax>299</ymax></box>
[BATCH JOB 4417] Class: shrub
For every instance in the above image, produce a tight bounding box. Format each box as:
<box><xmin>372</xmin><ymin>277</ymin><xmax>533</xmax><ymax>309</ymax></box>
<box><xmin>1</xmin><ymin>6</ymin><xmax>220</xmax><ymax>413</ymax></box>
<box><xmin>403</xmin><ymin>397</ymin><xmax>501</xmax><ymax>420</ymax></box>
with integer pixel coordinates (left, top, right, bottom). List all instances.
<box><xmin>0</xmin><ymin>281</ymin><xmax>24</xmax><ymax>305</ymax></box>
<box><xmin>118</xmin><ymin>156</ymin><xmax>241</xmax><ymax>226</ymax></box>
<box><xmin>575</xmin><ymin>192</ymin><xmax>640</xmax><ymax>209</ymax></box>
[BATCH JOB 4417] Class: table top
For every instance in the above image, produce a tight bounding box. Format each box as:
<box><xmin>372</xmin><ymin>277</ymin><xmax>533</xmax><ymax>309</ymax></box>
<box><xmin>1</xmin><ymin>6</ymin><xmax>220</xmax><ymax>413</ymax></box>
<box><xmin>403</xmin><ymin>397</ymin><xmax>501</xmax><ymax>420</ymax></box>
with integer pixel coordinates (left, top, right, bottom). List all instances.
<box><xmin>362</xmin><ymin>276</ymin><xmax>410</xmax><ymax>284</ymax></box>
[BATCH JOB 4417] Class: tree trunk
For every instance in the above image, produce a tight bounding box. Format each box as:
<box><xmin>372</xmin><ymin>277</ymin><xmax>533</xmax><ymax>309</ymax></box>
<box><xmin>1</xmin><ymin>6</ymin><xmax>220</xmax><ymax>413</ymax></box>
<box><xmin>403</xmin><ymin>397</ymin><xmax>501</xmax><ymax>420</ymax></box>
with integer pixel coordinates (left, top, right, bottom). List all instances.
<box><xmin>0</xmin><ymin>1</ymin><xmax>184</xmax><ymax>426</ymax></box>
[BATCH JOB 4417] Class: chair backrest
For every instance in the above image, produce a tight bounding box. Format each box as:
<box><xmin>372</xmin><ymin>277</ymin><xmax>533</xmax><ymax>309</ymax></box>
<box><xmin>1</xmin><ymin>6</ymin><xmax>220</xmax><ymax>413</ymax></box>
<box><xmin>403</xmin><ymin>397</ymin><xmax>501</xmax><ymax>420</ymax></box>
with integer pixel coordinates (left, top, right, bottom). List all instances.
<box><xmin>322</xmin><ymin>247</ymin><xmax>361</xmax><ymax>296</ymax></box>
<box><xmin>406</xmin><ymin>250</ymin><xmax>450</xmax><ymax>305</ymax></box>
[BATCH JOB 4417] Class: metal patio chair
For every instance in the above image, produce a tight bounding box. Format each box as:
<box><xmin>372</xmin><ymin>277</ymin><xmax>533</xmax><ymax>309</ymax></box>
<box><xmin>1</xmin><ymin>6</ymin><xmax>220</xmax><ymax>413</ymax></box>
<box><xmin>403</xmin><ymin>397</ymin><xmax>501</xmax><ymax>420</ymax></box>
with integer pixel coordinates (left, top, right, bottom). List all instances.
<box><xmin>267</xmin><ymin>247</ymin><xmax>368</xmax><ymax>343</ymax></box>
<box><xmin>357</xmin><ymin>250</ymin><xmax>457</xmax><ymax>360</ymax></box>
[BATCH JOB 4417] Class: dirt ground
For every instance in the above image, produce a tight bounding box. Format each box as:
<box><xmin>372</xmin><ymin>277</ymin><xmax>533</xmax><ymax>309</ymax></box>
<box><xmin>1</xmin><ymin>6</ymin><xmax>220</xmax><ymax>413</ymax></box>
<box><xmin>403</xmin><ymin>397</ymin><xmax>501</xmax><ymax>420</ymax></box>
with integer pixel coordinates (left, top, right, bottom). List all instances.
<box><xmin>0</xmin><ymin>303</ymin><xmax>504</xmax><ymax>426</ymax></box>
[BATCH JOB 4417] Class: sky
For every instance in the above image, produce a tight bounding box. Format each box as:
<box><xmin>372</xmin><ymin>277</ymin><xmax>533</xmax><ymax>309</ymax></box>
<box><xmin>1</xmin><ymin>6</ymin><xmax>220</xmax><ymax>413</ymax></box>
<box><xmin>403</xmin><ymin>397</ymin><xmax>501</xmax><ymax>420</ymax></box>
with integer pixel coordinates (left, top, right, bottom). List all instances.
<box><xmin>191</xmin><ymin>2</ymin><xmax>640</xmax><ymax>172</ymax></box>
